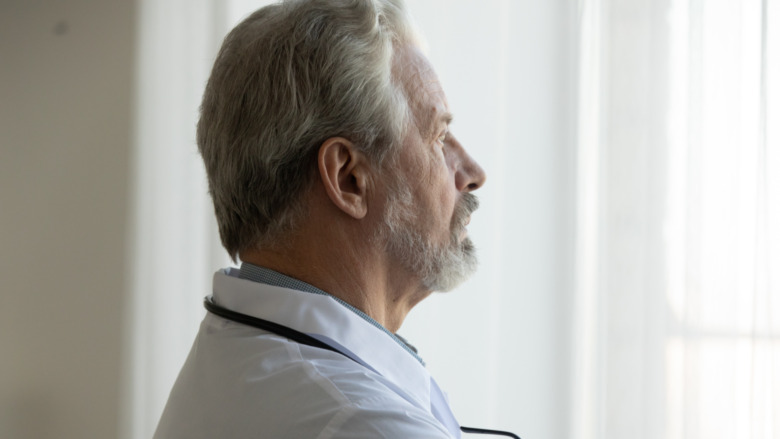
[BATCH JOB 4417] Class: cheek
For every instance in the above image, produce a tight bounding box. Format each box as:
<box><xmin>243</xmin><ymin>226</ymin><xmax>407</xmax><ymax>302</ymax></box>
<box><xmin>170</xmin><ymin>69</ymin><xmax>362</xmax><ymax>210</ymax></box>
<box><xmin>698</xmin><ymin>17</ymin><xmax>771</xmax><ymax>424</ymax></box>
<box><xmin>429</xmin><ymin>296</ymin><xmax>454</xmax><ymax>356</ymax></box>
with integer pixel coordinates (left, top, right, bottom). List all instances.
<box><xmin>432</xmin><ymin>187</ymin><xmax>457</xmax><ymax>231</ymax></box>
<box><xmin>422</xmin><ymin>158</ymin><xmax>456</xmax><ymax>217</ymax></box>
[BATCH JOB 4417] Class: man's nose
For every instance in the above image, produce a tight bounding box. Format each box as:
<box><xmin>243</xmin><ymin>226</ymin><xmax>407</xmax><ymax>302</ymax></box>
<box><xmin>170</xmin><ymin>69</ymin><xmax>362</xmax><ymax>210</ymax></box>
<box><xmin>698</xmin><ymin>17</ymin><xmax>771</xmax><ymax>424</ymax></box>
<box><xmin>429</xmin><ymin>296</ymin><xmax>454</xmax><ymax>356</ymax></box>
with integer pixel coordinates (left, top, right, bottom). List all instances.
<box><xmin>452</xmin><ymin>138</ymin><xmax>486</xmax><ymax>192</ymax></box>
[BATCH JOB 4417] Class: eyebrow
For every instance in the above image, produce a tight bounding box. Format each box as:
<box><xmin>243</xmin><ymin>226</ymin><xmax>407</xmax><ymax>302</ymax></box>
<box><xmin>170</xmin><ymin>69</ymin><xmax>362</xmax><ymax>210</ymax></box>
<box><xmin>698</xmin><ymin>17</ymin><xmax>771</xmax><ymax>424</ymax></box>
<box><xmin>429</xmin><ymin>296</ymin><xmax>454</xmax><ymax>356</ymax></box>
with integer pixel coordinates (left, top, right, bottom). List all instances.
<box><xmin>425</xmin><ymin>111</ymin><xmax>453</xmax><ymax>138</ymax></box>
<box><xmin>439</xmin><ymin>111</ymin><xmax>454</xmax><ymax>126</ymax></box>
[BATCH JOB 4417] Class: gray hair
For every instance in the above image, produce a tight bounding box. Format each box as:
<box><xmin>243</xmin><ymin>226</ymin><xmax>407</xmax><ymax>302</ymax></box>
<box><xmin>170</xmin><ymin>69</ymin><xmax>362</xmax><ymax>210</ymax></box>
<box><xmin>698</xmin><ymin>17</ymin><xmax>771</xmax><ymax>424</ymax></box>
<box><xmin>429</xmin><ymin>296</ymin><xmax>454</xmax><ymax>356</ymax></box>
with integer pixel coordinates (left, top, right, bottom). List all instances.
<box><xmin>197</xmin><ymin>0</ymin><xmax>419</xmax><ymax>261</ymax></box>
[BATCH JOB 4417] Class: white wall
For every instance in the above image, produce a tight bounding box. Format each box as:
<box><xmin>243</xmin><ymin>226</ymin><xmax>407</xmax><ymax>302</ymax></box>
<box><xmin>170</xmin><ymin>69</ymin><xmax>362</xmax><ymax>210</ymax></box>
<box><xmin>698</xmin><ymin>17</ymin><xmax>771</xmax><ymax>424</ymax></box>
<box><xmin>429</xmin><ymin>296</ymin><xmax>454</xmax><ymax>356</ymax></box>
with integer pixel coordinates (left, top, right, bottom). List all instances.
<box><xmin>0</xmin><ymin>1</ymin><xmax>134</xmax><ymax>438</ymax></box>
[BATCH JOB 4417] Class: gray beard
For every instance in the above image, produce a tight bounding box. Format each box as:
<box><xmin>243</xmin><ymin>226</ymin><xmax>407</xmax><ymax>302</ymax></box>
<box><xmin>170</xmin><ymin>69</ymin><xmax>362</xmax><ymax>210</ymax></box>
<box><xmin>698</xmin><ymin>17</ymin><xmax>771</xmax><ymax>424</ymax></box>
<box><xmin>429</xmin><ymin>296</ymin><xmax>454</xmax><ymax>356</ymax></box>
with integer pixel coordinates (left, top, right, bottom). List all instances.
<box><xmin>381</xmin><ymin>183</ymin><xmax>479</xmax><ymax>292</ymax></box>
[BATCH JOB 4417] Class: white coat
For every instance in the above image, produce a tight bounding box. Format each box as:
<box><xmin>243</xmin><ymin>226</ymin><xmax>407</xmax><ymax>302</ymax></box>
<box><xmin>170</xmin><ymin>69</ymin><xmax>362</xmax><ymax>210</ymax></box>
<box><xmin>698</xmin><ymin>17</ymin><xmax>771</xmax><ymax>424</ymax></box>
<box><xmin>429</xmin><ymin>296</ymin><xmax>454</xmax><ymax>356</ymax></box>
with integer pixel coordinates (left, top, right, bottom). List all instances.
<box><xmin>153</xmin><ymin>268</ymin><xmax>461</xmax><ymax>438</ymax></box>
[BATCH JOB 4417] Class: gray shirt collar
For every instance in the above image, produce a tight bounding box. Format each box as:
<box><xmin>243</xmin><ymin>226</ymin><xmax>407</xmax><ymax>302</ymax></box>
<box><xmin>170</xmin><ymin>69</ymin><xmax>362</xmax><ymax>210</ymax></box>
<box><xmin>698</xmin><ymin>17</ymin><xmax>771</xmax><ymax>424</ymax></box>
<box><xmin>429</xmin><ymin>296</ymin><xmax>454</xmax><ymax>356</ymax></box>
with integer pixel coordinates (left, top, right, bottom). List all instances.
<box><xmin>238</xmin><ymin>262</ymin><xmax>423</xmax><ymax>364</ymax></box>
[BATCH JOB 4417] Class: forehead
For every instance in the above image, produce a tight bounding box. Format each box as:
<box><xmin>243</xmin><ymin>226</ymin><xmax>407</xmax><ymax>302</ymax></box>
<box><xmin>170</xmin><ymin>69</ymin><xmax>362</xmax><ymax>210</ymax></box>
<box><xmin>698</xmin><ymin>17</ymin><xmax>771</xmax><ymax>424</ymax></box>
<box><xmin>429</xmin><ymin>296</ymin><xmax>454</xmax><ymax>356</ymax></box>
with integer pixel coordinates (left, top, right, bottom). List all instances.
<box><xmin>392</xmin><ymin>45</ymin><xmax>450</xmax><ymax>134</ymax></box>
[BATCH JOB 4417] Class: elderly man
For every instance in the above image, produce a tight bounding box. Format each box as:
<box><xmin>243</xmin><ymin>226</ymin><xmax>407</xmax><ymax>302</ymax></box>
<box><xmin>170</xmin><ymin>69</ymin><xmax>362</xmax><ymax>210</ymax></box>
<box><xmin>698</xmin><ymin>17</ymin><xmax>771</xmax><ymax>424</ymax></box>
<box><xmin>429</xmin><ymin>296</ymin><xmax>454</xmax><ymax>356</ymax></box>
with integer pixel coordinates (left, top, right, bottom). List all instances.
<box><xmin>155</xmin><ymin>0</ymin><xmax>488</xmax><ymax>437</ymax></box>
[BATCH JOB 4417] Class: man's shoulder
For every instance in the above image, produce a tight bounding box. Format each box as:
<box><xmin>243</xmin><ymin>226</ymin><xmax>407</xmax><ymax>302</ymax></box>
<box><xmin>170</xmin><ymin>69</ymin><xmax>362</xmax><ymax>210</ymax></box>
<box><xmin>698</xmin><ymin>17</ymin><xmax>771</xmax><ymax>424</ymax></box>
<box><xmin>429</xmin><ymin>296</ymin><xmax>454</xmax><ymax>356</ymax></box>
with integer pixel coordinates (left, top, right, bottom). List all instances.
<box><xmin>155</xmin><ymin>324</ymin><xmax>451</xmax><ymax>438</ymax></box>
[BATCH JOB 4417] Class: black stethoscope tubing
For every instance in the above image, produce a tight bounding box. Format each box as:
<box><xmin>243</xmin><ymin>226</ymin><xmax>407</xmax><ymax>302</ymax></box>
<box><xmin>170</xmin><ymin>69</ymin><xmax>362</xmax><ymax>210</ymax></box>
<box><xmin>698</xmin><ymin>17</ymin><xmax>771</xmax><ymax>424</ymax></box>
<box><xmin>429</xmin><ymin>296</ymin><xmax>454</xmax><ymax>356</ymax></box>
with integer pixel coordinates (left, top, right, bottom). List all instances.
<box><xmin>204</xmin><ymin>297</ymin><xmax>521</xmax><ymax>439</ymax></box>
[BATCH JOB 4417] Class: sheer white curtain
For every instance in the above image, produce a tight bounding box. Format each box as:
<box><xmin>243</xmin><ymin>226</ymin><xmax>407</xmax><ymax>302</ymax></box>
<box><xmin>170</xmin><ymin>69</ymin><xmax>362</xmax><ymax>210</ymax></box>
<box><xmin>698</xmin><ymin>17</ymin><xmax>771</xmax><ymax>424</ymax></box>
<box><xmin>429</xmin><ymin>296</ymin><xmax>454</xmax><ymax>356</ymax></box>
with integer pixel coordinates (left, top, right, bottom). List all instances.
<box><xmin>572</xmin><ymin>1</ymin><xmax>779</xmax><ymax>438</ymax></box>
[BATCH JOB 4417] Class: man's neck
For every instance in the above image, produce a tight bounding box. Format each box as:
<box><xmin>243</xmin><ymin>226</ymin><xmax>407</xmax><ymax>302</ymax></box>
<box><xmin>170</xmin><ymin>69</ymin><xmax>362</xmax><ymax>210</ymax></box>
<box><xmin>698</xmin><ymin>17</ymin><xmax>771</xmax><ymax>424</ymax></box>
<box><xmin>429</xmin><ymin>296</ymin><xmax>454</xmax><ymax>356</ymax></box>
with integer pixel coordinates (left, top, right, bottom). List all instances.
<box><xmin>240</xmin><ymin>242</ymin><xmax>430</xmax><ymax>333</ymax></box>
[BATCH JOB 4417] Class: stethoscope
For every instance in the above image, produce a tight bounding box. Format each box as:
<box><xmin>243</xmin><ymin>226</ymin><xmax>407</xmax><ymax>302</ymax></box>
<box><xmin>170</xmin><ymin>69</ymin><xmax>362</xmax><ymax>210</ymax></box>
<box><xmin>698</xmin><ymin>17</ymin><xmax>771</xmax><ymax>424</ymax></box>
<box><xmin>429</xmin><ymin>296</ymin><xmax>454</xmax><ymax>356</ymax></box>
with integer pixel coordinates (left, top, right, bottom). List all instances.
<box><xmin>204</xmin><ymin>296</ymin><xmax>521</xmax><ymax>439</ymax></box>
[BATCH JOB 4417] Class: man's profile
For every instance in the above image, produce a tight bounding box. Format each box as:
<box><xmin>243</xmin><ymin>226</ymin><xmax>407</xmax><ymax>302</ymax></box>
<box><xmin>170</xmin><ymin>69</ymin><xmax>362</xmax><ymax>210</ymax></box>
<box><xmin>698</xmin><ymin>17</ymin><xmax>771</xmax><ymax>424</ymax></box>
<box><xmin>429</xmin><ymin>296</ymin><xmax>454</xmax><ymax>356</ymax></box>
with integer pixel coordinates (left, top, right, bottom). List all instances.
<box><xmin>154</xmin><ymin>0</ymin><xmax>486</xmax><ymax>437</ymax></box>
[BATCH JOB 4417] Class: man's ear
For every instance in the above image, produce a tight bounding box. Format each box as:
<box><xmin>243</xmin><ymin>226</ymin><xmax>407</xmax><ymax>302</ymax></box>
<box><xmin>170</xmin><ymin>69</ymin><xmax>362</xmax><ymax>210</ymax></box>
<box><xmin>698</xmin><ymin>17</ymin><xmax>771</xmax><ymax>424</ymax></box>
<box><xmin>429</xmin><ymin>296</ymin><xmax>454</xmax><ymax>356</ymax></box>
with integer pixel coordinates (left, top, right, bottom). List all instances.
<box><xmin>317</xmin><ymin>137</ymin><xmax>370</xmax><ymax>219</ymax></box>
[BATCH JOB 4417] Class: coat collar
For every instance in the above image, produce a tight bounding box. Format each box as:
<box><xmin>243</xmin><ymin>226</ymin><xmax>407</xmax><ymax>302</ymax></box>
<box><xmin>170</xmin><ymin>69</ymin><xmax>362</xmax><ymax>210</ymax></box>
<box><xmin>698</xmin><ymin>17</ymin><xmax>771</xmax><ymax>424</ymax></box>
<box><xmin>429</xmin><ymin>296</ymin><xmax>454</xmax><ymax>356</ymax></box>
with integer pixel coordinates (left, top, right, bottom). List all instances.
<box><xmin>211</xmin><ymin>267</ymin><xmax>433</xmax><ymax>412</ymax></box>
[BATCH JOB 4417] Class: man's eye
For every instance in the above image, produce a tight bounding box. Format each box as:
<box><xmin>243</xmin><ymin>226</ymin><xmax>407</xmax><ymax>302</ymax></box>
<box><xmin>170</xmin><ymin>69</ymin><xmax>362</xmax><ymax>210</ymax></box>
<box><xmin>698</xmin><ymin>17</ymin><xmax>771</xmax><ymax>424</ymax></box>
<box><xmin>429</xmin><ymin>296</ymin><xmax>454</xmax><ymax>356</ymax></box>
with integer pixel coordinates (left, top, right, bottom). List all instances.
<box><xmin>437</xmin><ymin>132</ymin><xmax>447</xmax><ymax>145</ymax></box>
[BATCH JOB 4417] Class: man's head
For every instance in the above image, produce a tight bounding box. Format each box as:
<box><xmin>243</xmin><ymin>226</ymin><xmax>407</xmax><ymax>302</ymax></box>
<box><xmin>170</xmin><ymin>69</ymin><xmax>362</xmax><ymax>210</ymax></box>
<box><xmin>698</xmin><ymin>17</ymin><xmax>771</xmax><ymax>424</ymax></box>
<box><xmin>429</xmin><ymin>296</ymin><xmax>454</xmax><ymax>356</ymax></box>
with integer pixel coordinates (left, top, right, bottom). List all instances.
<box><xmin>198</xmin><ymin>0</ymin><xmax>418</xmax><ymax>260</ymax></box>
<box><xmin>199</xmin><ymin>0</ymin><xmax>486</xmax><ymax>291</ymax></box>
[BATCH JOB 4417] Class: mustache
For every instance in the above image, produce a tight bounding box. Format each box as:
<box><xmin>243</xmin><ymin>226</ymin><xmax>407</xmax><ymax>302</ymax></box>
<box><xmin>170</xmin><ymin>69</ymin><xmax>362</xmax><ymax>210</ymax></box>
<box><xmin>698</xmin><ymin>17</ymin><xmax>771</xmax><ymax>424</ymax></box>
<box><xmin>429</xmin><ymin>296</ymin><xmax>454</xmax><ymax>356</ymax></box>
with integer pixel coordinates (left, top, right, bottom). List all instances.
<box><xmin>452</xmin><ymin>193</ymin><xmax>480</xmax><ymax>227</ymax></box>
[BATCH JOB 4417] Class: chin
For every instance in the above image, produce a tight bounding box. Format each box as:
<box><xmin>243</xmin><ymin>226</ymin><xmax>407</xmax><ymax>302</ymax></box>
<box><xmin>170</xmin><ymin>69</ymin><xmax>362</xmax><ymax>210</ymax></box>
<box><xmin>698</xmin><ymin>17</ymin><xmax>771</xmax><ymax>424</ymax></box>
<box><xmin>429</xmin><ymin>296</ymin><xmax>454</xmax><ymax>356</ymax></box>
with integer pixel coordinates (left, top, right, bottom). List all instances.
<box><xmin>425</xmin><ymin>237</ymin><xmax>478</xmax><ymax>293</ymax></box>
